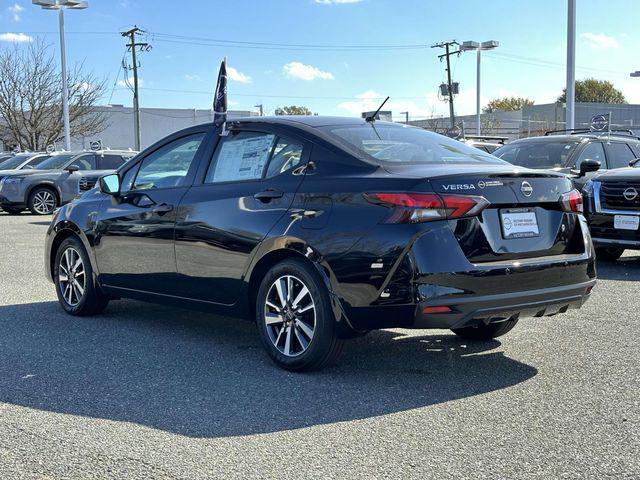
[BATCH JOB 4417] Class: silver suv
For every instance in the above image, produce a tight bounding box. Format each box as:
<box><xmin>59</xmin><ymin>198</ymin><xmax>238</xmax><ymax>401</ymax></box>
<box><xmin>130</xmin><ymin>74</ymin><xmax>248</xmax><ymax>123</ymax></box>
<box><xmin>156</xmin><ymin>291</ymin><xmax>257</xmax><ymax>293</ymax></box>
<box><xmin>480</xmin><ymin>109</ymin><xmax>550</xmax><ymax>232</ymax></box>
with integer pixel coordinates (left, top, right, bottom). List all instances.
<box><xmin>0</xmin><ymin>149</ymin><xmax>137</xmax><ymax>215</ymax></box>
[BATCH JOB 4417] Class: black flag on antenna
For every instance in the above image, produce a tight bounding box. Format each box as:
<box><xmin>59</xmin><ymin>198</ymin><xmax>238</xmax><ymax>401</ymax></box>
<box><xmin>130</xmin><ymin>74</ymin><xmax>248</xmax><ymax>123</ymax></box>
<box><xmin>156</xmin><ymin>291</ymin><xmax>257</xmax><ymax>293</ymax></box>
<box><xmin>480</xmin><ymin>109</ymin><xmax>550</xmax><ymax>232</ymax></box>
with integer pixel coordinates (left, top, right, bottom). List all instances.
<box><xmin>213</xmin><ymin>58</ymin><xmax>227</xmax><ymax>127</ymax></box>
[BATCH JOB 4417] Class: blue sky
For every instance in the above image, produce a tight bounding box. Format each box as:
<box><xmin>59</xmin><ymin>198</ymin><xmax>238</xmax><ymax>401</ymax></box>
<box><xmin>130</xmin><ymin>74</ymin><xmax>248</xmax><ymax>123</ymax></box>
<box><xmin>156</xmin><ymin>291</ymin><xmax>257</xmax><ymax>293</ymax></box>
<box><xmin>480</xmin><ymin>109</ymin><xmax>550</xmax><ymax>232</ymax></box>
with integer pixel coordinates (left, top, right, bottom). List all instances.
<box><xmin>1</xmin><ymin>0</ymin><xmax>639</xmax><ymax>121</ymax></box>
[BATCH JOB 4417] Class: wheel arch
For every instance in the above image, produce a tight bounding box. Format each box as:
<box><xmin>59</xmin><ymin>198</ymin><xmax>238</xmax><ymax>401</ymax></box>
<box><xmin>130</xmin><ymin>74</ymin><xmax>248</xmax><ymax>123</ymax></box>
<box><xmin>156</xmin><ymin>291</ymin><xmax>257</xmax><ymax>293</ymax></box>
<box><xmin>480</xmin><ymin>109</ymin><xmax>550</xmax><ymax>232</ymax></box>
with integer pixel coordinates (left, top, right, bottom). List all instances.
<box><xmin>48</xmin><ymin>222</ymin><xmax>98</xmax><ymax>282</ymax></box>
<box><xmin>25</xmin><ymin>181</ymin><xmax>61</xmax><ymax>206</ymax></box>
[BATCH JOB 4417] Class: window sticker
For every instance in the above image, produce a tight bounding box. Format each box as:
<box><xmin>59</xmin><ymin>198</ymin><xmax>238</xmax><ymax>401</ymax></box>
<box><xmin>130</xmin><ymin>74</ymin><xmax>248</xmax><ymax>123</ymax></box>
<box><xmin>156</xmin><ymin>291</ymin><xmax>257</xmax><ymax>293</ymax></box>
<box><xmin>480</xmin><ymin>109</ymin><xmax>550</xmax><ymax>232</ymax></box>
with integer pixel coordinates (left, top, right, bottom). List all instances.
<box><xmin>212</xmin><ymin>134</ymin><xmax>275</xmax><ymax>182</ymax></box>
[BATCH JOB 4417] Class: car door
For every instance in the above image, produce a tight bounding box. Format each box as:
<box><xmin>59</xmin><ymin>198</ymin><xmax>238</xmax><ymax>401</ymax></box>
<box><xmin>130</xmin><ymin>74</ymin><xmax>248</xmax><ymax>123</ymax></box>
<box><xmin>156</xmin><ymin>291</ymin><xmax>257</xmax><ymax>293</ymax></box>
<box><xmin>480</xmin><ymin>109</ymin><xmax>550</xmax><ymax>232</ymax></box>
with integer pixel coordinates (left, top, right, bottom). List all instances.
<box><xmin>174</xmin><ymin>127</ymin><xmax>309</xmax><ymax>305</ymax></box>
<box><xmin>93</xmin><ymin>129</ymin><xmax>209</xmax><ymax>294</ymax></box>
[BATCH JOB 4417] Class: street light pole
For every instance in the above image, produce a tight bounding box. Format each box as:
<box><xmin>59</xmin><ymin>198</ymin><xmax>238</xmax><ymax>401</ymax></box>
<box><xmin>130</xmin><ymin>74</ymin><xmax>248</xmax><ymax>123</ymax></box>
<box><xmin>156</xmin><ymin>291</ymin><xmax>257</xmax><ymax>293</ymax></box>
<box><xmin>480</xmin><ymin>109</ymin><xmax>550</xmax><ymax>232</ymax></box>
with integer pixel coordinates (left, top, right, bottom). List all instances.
<box><xmin>462</xmin><ymin>40</ymin><xmax>499</xmax><ymax>135</ymax></box>
<box><xmin>566</xmin><ymin>0</ymin><xmax>576</xmax><ymax>130</ymax></box>
<box><xmin>32</xmin><ymin>1</ymin><xmax>88</xmax><ymax>151</ymax></box>
<box><xmin>58</xmin><ymin>7</ymin><xmax>70</xmax><ymax>150</ymax></box>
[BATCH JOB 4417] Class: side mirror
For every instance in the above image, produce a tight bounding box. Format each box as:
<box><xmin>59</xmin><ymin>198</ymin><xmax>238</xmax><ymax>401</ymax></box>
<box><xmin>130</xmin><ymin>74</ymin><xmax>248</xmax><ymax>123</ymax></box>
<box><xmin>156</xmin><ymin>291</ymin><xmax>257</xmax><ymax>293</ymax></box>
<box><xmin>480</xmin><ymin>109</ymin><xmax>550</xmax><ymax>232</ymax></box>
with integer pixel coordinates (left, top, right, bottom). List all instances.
<box><xmin>629</xmin><ymin>158</ymin><xmax>640</xmax><ymax>167</ymax></box>
<box><xmin>574</xmin><ymin>159</ymin><xmax>601</xmax><ymax>177</ymax></box>
<box><xmin>99</xmin><ymin>173</ymin><xmax>121</xmax><ymax>196</ymax></box>
<box><xmin>67</xmin><ymin>164</ymin><xmax>79</xmax><ymax>173</ymax></box>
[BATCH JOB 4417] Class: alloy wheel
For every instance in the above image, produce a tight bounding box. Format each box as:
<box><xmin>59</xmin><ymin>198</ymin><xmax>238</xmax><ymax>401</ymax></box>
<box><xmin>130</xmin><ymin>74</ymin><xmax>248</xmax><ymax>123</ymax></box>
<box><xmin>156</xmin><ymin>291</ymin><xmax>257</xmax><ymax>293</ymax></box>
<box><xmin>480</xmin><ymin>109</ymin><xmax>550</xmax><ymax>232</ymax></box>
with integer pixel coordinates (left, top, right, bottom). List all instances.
<box><xmin>264</xmin><ymin>274</ymin><xmax>316</xmax><ymax>357</ymax></box>
<box><xmin>32</xmin><ymin>190</ymin><xmax>56</xmax><ymax>214</ymax></box>
<box><xmin>58</xmin><ymin>247</ymin><xmax>86</xmax><ymax>307</ymax></box>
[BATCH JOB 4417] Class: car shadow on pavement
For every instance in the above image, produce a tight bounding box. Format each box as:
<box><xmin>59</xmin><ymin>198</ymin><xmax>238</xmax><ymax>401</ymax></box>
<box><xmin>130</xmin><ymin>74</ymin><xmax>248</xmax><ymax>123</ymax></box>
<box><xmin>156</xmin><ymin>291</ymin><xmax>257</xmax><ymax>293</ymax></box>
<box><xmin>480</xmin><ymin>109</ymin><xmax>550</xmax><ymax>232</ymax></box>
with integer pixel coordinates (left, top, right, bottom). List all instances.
<box><xmin>0</xmin><ymin>300</ymin><xmax>537</xmax><ymax>438</ymax></box>
<box><xmin>596</xmin><ymin>255</ymin><xmax>640</xmax><ymax>281</ymax></box>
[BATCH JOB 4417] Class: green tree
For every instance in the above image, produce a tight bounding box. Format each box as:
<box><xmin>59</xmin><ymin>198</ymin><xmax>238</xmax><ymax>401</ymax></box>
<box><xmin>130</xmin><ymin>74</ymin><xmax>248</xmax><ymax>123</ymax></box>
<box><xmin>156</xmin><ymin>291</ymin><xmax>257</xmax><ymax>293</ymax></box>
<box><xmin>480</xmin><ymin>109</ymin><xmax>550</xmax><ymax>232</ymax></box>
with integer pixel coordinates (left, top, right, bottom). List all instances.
<box><xmin>274</xmin><ymin>105</ymin><xmax>313</xmax><ymax>116</ymax></box>
<box><xmin>557</xmin><ymin>78</ymin><xmax>626</xmax><ymax>104</ymax></box>
<box><xmin>483</xmin><ymin>97</ymin><xmax>534</xmax><ymax>113</ymax></box>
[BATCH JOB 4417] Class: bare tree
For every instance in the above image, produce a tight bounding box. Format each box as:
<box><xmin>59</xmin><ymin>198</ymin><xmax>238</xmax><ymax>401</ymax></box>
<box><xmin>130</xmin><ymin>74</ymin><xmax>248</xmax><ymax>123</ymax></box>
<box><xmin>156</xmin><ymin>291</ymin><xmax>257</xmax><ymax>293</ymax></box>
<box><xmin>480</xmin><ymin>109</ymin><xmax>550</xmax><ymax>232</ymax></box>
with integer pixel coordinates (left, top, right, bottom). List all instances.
<box><xmin>0</xmin><ymin>39</ymin><xmax>108</xmax><ymax>151</ymax></box>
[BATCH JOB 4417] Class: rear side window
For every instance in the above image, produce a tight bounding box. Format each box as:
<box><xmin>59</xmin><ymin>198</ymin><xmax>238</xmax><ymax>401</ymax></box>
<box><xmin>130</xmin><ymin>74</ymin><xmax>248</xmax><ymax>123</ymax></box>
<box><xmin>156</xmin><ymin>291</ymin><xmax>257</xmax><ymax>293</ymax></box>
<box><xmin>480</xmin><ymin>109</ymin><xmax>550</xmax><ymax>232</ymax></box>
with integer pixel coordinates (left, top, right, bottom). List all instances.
<box><xmin>323</xmin><ymin>124</ymin><xmax>505</xmax><ymax>166</ymax></box>
<box><xmin>607</xmin><ymin>143</ymin><xmax>636</xmax><ymax>169</ymax></box>
<box><xmin>206</xmin><ymin>132</ymin><xmax>276</xmax><ymax>183</ymax></box>
<box><xmin>265</xmin><ymin>137</ymin><xmax>304</xmax><ymax>178</ymax></box>
<box><xmin>494</xmin><ymin>141</ymin><xmax>579</xmax><ymax>169</ymax></box>
<box><xmin>98</xmin><ymin>154</ymin><xmax>125</xmax><ymax>170</ymax></box>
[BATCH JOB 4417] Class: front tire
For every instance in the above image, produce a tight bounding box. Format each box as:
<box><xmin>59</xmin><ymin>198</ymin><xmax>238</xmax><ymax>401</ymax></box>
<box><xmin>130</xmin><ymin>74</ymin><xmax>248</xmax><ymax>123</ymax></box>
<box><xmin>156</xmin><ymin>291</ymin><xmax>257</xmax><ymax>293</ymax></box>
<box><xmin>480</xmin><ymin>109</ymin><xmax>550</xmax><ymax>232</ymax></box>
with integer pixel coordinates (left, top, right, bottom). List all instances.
<box><xmin>28</xmin><ymin>186</ymin><xmax>58</xmax><ymax>215</ymax></box>
<box><xmin>54</xmin><ymin>236</ymin><xmax>109</xmax><ymax>316</ymax></box>
<box><xmin>595</xmin><ymin>246</ymin><xmax>624</xmax><ymax>262</ymax></box>
<box><xmin>451</xmin><ymin>318</ymin><xmax>519</xmax><ymax>340</ymax></box>
<box><xmin>256</xmin><ymin>259</ymin><xmax>343</xmax><ymax>371</ymax></box>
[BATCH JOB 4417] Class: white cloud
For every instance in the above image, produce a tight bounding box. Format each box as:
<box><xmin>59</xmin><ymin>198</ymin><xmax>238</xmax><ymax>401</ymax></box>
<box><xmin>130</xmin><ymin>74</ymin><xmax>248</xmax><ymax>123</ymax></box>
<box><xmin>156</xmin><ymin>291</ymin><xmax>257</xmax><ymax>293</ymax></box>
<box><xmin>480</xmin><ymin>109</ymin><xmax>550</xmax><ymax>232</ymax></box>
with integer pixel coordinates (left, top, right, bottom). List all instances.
<box><xmin>75</xmin><ymin>82</ymin><xmax>95</xmax><ymax>92</ymax></box>
<box><xmin>283</xmin><ymin>62</ymin><xmax>334</xmax><ymax>81</ymax></box>
<box><xmin>337</xmin><ymin>90</ymin><xmax>434</xmax><ymax>119</ymax></box>
<box><xmin>0</xmin><ymin>32</ymin><xmax>32</xmax><ymax>42</ymax></box>
<box><xmin>184</xmin><ymin>74</ymin><xmax>201</xmax><ymax>81</ymax></box>
<box><xmin>8</xmin><ymin>3</ymin><xmax>23</xmax><ymax>22</ymax></box>
<box><xmin>315</xmin><ymin>0</ymin><xmax>363</xmax><ymax>4</ymax></box>
<box><xmin>227</xmin><ymin>66</ymin><xmax>252</xmax><ymax>84</ymax></box>
<box><xmin>580</xmin><ymin>32</ymin><xmax>619</xmax><ymax>49</ymax></box>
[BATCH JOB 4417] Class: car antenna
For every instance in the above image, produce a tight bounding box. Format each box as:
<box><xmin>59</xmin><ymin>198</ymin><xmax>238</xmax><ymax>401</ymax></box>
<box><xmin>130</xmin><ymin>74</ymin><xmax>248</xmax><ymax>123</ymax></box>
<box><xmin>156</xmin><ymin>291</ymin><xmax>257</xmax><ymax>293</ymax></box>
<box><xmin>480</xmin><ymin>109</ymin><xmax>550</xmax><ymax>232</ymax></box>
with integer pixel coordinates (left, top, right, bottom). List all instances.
<box><xmin>365</xmin><ymin>96</ymin><xmax>390</xmax><ymax>123</ymax></box>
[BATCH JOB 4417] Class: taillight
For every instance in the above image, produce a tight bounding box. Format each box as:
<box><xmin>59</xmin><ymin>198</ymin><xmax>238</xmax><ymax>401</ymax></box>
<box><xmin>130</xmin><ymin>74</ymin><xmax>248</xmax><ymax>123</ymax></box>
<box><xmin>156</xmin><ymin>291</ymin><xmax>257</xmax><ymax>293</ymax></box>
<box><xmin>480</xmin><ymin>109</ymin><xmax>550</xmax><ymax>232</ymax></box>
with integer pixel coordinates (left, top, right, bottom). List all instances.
<box><xmin>559</xmin><ymin>189</ymin><xmax>583</xmax><ymax>213</ymax></box>
<box><xmin>365</xmin><ymin>192</ymin><xmax>490</xmax><ymax>223</ymax></box>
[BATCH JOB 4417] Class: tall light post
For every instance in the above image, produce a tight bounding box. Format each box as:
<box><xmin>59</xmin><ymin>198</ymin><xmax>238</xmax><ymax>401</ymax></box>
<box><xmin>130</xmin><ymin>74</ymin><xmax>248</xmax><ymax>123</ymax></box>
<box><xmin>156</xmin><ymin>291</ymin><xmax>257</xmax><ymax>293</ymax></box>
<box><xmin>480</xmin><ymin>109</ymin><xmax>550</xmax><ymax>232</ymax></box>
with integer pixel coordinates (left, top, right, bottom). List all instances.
<box><xmin>461</xmin><ymin>40</ymin><xmax>499</xmax><ymax>135</ymax></box>
<box><xmin>566</xmin><ymin>0</ymin><xmax>576</xmax><ymax>130</ymax></box>
<box><xmin>32</xmin><ymin>0</ymin><xmax>88</xmax><ymax>151</ymax></box>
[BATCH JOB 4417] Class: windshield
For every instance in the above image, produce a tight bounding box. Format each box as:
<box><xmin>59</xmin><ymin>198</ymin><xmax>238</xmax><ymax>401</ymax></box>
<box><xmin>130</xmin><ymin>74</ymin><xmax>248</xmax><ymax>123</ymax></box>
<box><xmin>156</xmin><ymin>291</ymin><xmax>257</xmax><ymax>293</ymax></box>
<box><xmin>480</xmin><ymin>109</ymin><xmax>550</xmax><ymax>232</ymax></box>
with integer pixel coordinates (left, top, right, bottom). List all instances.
<box><xmin>35</xmin><ymin>153</ymin><xmax>79</xmax><ymax>170</ymax></box>
<box><xmin>321</xmin><ymin>124</ymin><xmax>506</xmax><ymax>166</ymax></box>
<box><xmin>493</xmin><ymin>141</ymin><xmax>580</xmax><ymax>169</ymax></box>
<box><xmin>0</xmin><ymin>154</ymin><xmax>32</xmax><ymax>170</ymax></box>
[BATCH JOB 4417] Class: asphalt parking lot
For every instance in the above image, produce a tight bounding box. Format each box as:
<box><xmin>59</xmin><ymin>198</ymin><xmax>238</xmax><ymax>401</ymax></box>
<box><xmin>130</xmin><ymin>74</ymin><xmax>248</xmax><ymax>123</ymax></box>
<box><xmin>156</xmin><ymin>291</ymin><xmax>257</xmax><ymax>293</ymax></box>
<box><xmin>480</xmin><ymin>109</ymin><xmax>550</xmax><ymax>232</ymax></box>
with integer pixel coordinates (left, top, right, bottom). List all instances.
<box><xmin>0</xmin><ymin>212</ymin><xmax>638</xmax><ymax>479</ymax></box>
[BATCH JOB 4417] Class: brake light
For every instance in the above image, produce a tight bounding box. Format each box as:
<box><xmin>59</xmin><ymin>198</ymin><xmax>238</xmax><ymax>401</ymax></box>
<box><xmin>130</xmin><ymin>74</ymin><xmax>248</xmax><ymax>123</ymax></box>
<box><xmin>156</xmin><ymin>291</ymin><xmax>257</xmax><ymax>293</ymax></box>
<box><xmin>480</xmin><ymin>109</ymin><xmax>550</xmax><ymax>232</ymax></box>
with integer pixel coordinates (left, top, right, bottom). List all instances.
<box><xmin>559</xmin><ymin>189</ymin><xmax>583</xmax><ymax>213</ymax></box>
<box><xmin>365</xmin><ymin>192</ymin><xmax>489</xmax><ymax>223</ymax></box>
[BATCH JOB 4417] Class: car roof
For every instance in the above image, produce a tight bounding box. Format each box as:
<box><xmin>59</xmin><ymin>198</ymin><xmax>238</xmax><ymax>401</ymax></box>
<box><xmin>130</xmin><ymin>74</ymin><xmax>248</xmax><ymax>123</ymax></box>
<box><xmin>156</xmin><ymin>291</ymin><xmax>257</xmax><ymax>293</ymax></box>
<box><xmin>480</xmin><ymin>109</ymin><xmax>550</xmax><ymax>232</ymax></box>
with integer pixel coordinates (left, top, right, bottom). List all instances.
<box><xmin>508</xmin><ymin>134</ymin><xmax>640</xmax><ymax>145</ymax></box>
<box><xmin>229</xmin><ymin>115</ymin><xmax>385</xmax><ymax>128</ymax></box>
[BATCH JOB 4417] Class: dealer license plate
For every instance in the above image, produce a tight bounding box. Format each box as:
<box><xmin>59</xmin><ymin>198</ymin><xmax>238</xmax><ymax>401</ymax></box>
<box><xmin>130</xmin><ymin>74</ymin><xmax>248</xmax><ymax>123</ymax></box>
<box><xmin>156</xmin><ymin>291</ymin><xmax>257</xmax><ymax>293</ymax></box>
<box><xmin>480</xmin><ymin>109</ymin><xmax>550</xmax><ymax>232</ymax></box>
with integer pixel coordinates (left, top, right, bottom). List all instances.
<box><xmin>501</xmin><ymin>210</ymin><xmax>540</xmax><ymax>239</ymax></box>
<box><xmin>614</xmin><ymin>215</ymin><xmax>639</xmax><ymax>231</ymax></box>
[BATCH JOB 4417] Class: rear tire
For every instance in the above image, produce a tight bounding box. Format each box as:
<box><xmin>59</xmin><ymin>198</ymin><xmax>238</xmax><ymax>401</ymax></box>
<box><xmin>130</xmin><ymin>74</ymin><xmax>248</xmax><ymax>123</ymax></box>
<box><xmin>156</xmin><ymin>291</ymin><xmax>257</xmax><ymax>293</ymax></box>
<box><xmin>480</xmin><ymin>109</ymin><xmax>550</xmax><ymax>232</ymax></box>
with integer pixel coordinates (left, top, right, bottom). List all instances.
<box><xmin>451</xmin><ymin>318</ymin><xmax>519</xmax><ymax>340</ymax></box>
<box><xmin>595</xmin><ymin>247</ymin><xmax>624</xmax><ymax>262</ymax></box>
<box><xmin>54</xmin><ymin>236</ymin><xmax>109</xmax><ymax>316</ymax></box>
<box><xmin>28</xmin><ymin>186</ymin><xmax>58</xmax><ymax>215</ymax></box>
<box><xmin>256</xmin><ymin>258</ymin><xmax>343</xmax><ymax>371</ymax></box>
<box><xmin>2</xmin><ymin>207</ymin><xmax>23</xmax><ymax>215</ymax></box>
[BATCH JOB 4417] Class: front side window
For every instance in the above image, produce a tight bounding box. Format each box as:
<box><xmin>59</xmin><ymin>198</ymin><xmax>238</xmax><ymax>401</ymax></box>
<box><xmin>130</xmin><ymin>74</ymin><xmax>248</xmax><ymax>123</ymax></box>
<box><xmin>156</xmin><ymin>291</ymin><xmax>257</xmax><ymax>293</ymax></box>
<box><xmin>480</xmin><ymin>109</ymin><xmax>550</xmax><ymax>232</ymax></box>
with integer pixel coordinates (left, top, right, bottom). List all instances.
<box><xmin>607</xmin><ymin>142</ymin><xmax>636</xmax><ymax>169</ymax></box>
<box><xmin>574</xmin><ymin>142</ymin><xmax>606</xmax><ymax>169</ymax></box>
<box><xmin>72</xmin><ymin>154</ymin><xmax>97</xmax><ymax>170</ymax></box>
<box><xmin>99</xmin><ymin>154</ymin><xmax>125</xmax><ymax>170</ymax></box>
<box><xmin>36</xmin><ymin>153</ymin><xmax>82</xmax><ymax>170</ymax></box>
<box><xmin>133</xmin><ymin>133</ymin><xmax>205</xmax><ymax>190</ymax></box>
<box><xmin>494</xmin><ymin>141</ymin><xmax>580</xmax><ymax>169</ymax></box>
<box><xmin>322</xmin><ymin>124</ymin><xmax>505</xmax><ymax>166</ymax></box>
<box><xmin>206</xmin><ymin>132</ymin><xmax>276</xmax><ymax>183</ymax></box>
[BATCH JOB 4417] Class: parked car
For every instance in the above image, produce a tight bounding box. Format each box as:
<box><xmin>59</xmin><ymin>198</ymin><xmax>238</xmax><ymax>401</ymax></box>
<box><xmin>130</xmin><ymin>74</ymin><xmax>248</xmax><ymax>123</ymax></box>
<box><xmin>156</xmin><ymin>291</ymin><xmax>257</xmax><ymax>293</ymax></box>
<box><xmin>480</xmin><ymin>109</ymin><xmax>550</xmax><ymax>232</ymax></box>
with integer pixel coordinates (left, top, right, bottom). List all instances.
<box><xmin>583</xmin><ymin>162</ymin><xmax>640</xmax><ymax>261</ymax></box>
<box><xmin>0</xmin><ymin>152</ymin><xmax>51</xmax><ymax>172</ymax></box>
<box><xmin>0</xmin><ymin>149</ymin><xmax>136</xmax><ymax>215</ymax></box>
<box><xmin>0</xmin><ymin>152</ymin><xmax>15</xmax><ymax>163</ymax></box>
<box><xmin>493</xmin><ymin>130</ymin><xmax>640</xmax><ymax>191</ymax></box>
<box><xmin>45</xmin><ymin>117</ymin><xmax>596</xmax><ymax>371</ymax></box>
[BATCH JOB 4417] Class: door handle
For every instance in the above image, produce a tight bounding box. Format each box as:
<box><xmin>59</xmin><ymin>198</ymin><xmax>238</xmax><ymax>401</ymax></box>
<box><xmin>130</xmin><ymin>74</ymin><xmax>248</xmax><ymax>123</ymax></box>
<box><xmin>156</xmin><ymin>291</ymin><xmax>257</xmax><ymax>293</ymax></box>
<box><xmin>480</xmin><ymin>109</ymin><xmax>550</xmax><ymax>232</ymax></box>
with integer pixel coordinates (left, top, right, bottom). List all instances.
<box><xmin>150</xmin><ymin>203</ymin><xmax>174</xmax><ymax>215</ymax></box>
<box><xmin>254</xmin><ymin>189</ymin><xmax>284</xmax><ymax>202</ymax></box>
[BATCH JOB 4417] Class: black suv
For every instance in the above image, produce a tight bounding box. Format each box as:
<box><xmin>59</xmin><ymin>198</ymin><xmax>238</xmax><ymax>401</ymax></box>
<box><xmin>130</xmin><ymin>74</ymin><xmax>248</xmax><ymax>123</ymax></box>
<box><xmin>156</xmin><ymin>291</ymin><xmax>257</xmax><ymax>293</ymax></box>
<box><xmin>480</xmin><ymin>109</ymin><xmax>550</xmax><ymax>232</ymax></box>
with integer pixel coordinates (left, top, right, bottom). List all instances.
<box><xmin>583</xmin><ymin>165</ymin><xmax>640</xmax><ymax>260</ymax></box>
<box><xmin>45</xmin><ymin>117</ymin><xmax>596</xmax><ymax>371</ymax></box>
<box><xmin>493</xmin><ymin>130</ymin><xmax>640</xmax><ymax>190</ymax></box>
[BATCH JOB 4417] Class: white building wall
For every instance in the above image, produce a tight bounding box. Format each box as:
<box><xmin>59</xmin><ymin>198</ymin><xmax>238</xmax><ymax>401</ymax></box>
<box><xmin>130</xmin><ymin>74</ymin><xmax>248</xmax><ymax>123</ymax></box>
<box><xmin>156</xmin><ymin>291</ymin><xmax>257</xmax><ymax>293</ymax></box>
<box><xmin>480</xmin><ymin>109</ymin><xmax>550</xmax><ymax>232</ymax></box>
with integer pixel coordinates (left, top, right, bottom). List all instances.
<box><xmin>73</xmin><ymin>106</ymin><xmax>254</xmax><ymax>151</ymax></box>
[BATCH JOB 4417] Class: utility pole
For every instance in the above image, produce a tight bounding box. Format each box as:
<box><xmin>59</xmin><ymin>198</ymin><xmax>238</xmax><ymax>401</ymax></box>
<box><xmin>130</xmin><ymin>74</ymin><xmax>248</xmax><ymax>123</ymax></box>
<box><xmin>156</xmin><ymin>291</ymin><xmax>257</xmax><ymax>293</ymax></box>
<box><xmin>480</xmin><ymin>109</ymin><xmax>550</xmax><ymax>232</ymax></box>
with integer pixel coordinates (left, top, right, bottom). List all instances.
<box><xmin>432</xmin><ymin>41</ymin><xmax>460</xmax><ymax>128</ymax></box>
<box><xmin>121</xmin><ymin>26</ymin><xmax>150</xmax><ymax>151</ymax></box>
<box><xmin>254</xmin><ymin>103</ymin><xmax>264</xmax><ymax>116</ymax></box>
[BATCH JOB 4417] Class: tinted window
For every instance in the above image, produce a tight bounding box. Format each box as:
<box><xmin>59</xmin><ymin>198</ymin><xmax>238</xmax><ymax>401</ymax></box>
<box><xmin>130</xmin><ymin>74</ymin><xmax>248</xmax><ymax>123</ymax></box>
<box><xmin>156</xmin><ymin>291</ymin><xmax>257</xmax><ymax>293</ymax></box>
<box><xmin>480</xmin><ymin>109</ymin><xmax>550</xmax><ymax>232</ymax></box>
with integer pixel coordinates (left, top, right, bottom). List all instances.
<box><xmin>574</xmin><ymin>142</ymin><xmax>606</xmax><ymax>169</ymax></box>
<box><xmin>98</xmin><ymin>154</ymin><xmax>125</xmax><ymax>170</ymax></box>
<box><xmin>206</xmin><ymin>132</ymin><xmax>276</xmax><ymax>183</ymax></box>
<box><xmin>133</xmin><ymin>133</ymin><xmax>205</xmax><ymax>190</ymax></box>
<box><xmin>494</xmin><ymin>141</ymin><xmax>579</xmax><ymax>169</ymax></box>
<box><xmin>36</xmin><ymin>153</ymin><xmax>80</xmax><ymax>170</ymax></box>
<box><xmin>0</xmin><ymin>153</ymin><xmax>34</xmax><ymax>169</ymax></box>
<box><xmin>266</xmin><ymin>137</ymin><xmax>304</xmax><ymax>178</ymax></box>
<box><xmin>322</xmin><ymin>124</ymin><xmax>504</xmax><ymax>165</ymax></box>
<box><xmin>607</xmin><ymin>143</ymin><xmax>636</xmax><ymax>169</ymax></box>
<box><xmin>23</xmin><ymin>154</ymin><xmax>51</xmax><ymax>168</ymax></box>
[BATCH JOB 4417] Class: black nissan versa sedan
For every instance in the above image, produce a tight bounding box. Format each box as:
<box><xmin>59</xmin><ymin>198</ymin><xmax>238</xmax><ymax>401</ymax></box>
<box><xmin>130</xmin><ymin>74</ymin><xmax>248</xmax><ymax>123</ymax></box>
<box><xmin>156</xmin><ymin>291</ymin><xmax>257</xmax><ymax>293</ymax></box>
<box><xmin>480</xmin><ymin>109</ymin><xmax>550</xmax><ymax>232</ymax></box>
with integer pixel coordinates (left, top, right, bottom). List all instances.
<box><xmin>45</xmin><ymin>116</ymin><xmax>596</xmax><ymax>371</ymax></box>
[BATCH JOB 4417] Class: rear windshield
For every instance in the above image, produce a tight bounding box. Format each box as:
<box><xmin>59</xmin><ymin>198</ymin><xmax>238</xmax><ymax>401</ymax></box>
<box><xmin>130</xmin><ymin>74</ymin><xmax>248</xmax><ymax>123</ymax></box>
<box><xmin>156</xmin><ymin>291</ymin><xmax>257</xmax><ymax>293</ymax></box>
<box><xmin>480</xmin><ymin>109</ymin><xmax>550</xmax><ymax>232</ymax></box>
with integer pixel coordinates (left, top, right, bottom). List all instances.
<box><xmin>493</xmin><ymin>141</ymin><xmax>580</xmax><ymax>169</ymax></box>
<box><xmin>322</xmin><ymin>124</ymin><xmax>506</xmax><ymax>166</ymax></box>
